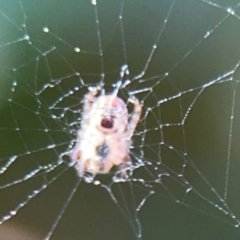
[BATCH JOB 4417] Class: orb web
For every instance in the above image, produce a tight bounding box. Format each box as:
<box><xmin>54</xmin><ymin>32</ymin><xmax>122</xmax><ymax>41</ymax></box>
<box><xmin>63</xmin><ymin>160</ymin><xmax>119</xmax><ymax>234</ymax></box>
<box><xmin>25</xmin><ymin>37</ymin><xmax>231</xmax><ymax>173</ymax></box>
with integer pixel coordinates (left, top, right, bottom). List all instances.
<box><xmin>0</xmin><ymin>0</ymin><xmax>240</xmax><ymax>239</ymax></box>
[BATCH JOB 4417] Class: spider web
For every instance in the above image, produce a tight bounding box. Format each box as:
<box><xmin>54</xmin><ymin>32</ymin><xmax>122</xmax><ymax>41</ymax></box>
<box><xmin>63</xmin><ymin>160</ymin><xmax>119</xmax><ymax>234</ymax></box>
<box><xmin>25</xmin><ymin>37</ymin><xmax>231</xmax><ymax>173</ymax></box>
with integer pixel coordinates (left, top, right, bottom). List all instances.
<box><xmin>0</xmin><ymin>0</ymin><xmax>240</xmax><ymax>239</ymax></box>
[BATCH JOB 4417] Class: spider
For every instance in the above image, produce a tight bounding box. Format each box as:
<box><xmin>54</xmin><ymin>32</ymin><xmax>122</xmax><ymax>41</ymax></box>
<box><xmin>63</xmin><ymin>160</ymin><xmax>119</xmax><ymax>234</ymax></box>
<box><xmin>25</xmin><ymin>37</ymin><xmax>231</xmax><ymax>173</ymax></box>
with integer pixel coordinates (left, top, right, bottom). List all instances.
<box><xmin>70</xmin><ymin>86</ymin><xmax>142</xmax><ymax>177</ymax></box>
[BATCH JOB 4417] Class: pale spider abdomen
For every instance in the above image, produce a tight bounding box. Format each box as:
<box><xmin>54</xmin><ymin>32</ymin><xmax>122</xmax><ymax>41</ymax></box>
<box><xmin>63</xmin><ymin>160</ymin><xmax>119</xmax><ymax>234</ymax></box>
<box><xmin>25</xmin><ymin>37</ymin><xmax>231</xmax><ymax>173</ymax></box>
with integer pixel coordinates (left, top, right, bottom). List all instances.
<box><xmin>71</xmin><ymin>87</ymin><xmax>142</xmax><ymax>177</ymax></box>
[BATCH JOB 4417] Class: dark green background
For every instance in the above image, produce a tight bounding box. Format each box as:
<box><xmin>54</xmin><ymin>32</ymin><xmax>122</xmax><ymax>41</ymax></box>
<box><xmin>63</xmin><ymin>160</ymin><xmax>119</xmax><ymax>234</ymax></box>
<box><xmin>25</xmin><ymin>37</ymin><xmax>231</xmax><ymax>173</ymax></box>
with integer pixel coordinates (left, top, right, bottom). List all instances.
<box><xmin>0</xmin><ymin>0</ymin><xmax>240</xmax><ymax>239</ymax></box>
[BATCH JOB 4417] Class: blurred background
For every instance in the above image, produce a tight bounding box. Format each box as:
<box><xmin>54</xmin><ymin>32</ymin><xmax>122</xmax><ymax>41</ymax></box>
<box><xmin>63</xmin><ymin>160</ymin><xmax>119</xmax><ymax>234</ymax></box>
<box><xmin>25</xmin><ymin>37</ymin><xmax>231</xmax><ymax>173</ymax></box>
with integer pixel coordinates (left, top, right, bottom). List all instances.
<box><xmin>0</xmin><ymin>0</ymin><xmax>240</xmax><ymax>239</ymax></box>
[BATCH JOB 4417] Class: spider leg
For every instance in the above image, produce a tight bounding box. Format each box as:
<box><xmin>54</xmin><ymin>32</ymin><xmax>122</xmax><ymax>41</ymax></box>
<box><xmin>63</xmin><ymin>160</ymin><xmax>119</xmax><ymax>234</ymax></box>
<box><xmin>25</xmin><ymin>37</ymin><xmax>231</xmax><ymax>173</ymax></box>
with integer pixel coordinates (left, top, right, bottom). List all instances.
<box><xmin>70</xmin><ymin>147</ymin><xmax>85</xmax><ymax>177</ymax></box>
<box><xmin>71</xmin><ymin>147</ymin><xmax>81</xmax><ymax>162</ymax></box>
<box><xmin>101</xmin><ymin>160</ymin><xmax>114</xmax><ymax>174</ymax></box>
<box><xmin>76</xmin><ymin>158</ymin><xmax>90</xmax><ymax>177</ymax></box>
<box><xmin>82</xmin><ymin>86</ymin><xmax>100</xmax><ymax>116</ymax></box>
<box><xmin>117</xmin><ymin>156</ymin><xmax>132</xmax><ymax>179</ymax></box>
<box><xmin>127</xmin><ymin>96</ymin><xmax>142</xmax><ymax>137</ymax></box>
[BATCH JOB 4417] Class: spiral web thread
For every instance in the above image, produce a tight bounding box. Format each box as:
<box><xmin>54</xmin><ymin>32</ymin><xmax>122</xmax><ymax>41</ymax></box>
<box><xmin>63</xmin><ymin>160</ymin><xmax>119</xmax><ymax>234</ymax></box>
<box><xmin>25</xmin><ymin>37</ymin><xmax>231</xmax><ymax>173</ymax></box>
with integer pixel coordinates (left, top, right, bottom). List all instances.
<box><xmin>0</xmin><ymin>0</ymin><xmax>240</xmax><ymax>239</ymax></box>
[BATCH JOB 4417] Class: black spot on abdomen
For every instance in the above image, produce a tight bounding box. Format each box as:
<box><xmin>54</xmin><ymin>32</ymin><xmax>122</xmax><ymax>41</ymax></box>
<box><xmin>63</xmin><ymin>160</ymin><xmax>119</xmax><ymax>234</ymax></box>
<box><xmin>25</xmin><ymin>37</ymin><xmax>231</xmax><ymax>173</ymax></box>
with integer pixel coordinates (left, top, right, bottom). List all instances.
<box><xmin>96</xmin><ymin>143</ymin><xmax>109</xmax><ymax>160</ymax></box>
